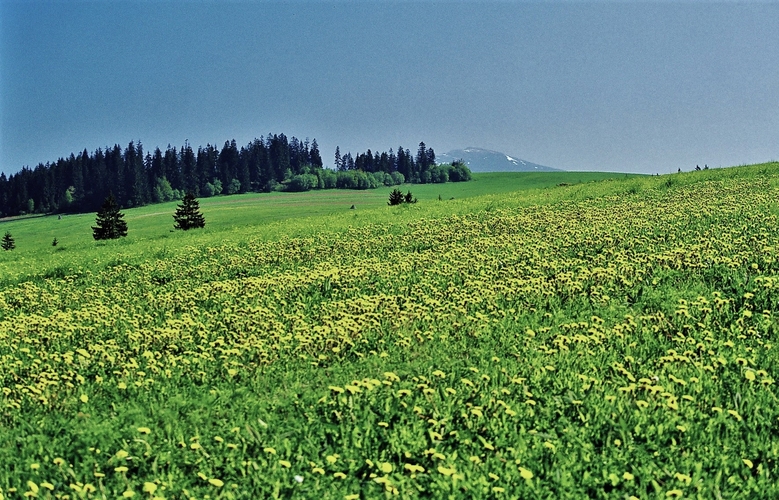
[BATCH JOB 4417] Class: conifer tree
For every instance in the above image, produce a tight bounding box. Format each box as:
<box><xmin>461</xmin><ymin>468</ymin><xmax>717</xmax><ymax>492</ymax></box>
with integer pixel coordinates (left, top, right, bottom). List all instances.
<box><xmin>388</xmin><ymin>188</ymin><xmax>404</xmax><ymax>206</ymax></box>
<box><xmin>173</xmin><ymin>192</ymin><xmax>205</xmax><ymax>230</ymax></box>
<box><xmin>1</xmin><ymin>231</ymin><xmax>15</xmax><ymax>250</ymax></box>
<box><xmin>92</xmin><ymin>193</ymin><xmax>128</xmax><ymax>240</ymax></box>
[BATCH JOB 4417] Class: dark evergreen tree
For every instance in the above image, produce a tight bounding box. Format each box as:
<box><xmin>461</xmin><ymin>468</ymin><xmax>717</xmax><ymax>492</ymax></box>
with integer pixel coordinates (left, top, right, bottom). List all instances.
<box><xmin>334</xmin><ymin>146</ymin><xmax>343</xmax><ymax>171</ymax></box>
<box><xmin>92</xmin><ymin>193</ymin><xmax>128</xmax><ymax>240</ymax></box>
<box><xmin>388</xmin><ymin>188</ymin><xmax>404</xmax><ymax>206</ymax></box>
<box><xmin>1</xmin><ymin>231</ymin><xmax>15</xmax><ymax>250</ymax></box>
<box><xmin>309</xmin><ymin>138</ymin><xmax>323</xmax><ymax>167</ymax></box>
<box><xmin>180</xmin><ymin>141</ymin><xmax>197</xmax><ymax>196</ymax></box>
<box><xmin>173</xmin><ymin>192</ymin><xmax>205</xmax><ymax>230</ymax></box>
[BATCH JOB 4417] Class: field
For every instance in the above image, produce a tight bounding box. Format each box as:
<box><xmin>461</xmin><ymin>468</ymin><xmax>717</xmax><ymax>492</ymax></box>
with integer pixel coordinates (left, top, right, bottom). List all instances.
<box><xmin>1</xmin><ymin>166</ymin><xmax>778</xmax><ymax>499</ymax></box>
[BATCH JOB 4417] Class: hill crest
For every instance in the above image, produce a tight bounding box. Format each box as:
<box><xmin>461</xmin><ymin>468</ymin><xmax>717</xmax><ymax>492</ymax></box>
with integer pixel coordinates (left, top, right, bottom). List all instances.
<box><xmin>438</xmin><ymin>147</ymin><xmax>559</xmax><ymax>173</ymax></box>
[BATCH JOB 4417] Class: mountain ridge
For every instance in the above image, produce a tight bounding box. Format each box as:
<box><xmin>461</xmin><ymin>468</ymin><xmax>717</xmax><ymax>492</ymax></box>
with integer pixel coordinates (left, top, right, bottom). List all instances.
<box><xmin>438</xmin><ymin>147</ymin><xmax>559</xmax><ymax>172</ymax></box>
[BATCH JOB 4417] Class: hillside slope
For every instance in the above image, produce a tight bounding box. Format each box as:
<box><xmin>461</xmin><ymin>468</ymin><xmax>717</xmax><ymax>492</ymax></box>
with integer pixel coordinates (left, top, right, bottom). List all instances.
<box><xmin>0</xmin><ymin>163</ymin><xmax>778</xmax><ymax>498</ymax></box>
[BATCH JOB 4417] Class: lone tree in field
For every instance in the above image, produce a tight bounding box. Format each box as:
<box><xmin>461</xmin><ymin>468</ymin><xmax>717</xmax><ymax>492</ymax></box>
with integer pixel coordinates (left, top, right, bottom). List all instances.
<box><xmin>92</xmin><ymin>193</ymin><xmax>128</xmax><ymax>240</ymax></box>
<box><xmin>1</xmin><ymin>231</ymin><xmax>15</xmax><ymax>250</ymax></box>
<box><xmin>388</xmin><ymin>188</ymin><xmax>404</xmax><ymax>206</ymax></box>
<box><xmin>173</xmin><ymin>192</ymin><xmax>205</xmax><ymax>230</ymax></box>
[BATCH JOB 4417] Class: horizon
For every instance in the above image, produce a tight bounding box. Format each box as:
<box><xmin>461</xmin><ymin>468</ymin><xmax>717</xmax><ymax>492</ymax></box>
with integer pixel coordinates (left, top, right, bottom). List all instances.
<box><xmin>2</xmin><ymin>2</ymin><xmax>778</xmax><ymax>177</ymax></box>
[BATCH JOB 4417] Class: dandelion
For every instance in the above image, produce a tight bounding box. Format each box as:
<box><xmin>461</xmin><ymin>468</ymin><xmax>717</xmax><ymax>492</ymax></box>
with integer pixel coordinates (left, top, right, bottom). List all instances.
<box><xmin>26</xmin><ymin>482</ymin><xmax>38</xmax><ymax>495</ymax></box>
<box><xmin>518</xmin><ymin>467</ymin><xmax>534</xmax><ymax>480</ymax></box>
<box><xmin>208</xmin><ymin>478</ymin><xmax>224</xmax><ymax>487</ymax></box>
<box><xmin>438</xmin><ymin>465</ymin><xmax>456</xmax><ymax>476</ymax></box>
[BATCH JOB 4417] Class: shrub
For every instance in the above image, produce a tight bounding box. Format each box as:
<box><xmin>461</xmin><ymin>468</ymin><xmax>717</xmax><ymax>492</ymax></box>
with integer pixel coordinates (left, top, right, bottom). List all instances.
<box><xmin>226</xmin><ymin>178</ymin><xmax>241</xmax><ymax>195</ymax></box>
<box><xmin>287</xmin><ymin>174</ymin><xmax>318</xmax><ymax>192</ymax></box>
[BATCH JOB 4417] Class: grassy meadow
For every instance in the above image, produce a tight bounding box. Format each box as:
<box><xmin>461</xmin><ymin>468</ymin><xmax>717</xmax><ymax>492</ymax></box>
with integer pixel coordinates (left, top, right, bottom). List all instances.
<box><xmin>1</xmin><ymin>166</ymin><xmax>779</xmax><ymax>499</ymax></box>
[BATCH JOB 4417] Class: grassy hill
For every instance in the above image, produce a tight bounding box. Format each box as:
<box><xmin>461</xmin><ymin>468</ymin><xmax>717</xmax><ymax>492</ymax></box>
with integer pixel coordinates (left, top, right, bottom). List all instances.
<box><xmin>0</xmin><ymin>171</ymin><xmax>634</xmax><ymax>284</ymax></box>
<box><xmin>1</xmin><ymin>165</ymin><xmax>778</xmax><ymax>498</ymax></box>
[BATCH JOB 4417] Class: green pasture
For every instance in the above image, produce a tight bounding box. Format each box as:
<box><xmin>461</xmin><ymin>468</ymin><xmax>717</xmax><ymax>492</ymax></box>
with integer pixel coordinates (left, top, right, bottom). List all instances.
<box><xmin>2</xmin><ymin>164</ymin><xmax>779</xmax><ymax>498</ymax></box>
<box><xmin>0</xmin><ymin>171</ymin><xmax>633</xmax><ymax>285</ymax></box>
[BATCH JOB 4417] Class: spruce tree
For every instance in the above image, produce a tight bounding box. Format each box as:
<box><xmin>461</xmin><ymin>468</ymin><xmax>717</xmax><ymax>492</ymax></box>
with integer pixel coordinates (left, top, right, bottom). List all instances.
<box><xmin>92</xmin><ymin>193</ymin><xmax>128</xmax><ymax>240</ymax></box>
<box><xmin>1</xmin><ymin>231</ymin><xmax>15</xmax><ymax>250</ymax></box>
<box><xmin>173</xmin><ymin>192</ymin><xmax>205</xmax><ymax>230</ymax></box>
<box><xmin>388</xmin><ymin>188</ymin><xmax>404</xmax><ymax>206</ymax></box>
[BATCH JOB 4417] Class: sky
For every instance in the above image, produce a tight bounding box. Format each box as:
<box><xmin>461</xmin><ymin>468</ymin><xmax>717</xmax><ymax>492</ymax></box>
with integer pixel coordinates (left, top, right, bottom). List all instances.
<box><xmin>2</xmin><ymin>1</ymin><xmax>778</xmax><ymax>176</ymax></box>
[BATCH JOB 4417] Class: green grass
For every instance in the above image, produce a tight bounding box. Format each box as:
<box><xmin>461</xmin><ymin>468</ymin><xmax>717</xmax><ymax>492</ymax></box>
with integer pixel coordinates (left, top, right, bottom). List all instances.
<box><xmin>1</xmin><ymin>164</ymin><xmax>779</xmax><ymax>498</ymax></box>
<box><xmin>0</xmin><ymin>171</ymin><xmax>635</xmax><ymax>285</ymax></box>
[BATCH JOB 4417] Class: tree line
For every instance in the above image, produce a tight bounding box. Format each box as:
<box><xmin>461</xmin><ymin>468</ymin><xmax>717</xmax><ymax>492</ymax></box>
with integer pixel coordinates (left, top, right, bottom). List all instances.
<box><xmin>0</xmin><ymin>135</ymin><xmax>470</xmax><ymax>218</ymax></box>
<box><xmin>335</xmin><ymin>142</ymin><xmax>471</xmax><ymax>184</ymax></box>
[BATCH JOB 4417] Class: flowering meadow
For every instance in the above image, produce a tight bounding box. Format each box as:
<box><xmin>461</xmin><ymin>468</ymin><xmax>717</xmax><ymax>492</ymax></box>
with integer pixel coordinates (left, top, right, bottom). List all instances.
<box><xmin>1</xmin><ymin>165</ymin><xmax>778</xmax><ymax>498</ymax></box>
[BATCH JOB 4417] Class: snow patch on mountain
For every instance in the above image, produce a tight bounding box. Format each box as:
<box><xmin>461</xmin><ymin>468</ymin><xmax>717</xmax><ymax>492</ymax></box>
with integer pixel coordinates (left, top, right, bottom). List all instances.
<box><xmin>437</xmin><ymin>147</ymin><xmax>559</xmax><ymax>173</ymax></box>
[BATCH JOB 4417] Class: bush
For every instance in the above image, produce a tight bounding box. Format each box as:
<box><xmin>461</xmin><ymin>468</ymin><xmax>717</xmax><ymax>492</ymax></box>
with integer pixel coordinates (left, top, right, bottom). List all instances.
<box><xmin>336</xmin><ymin>171</ymin><xmax>357</xmax><ymax>189</ymax></box>
<box><xmin>319</xmin><ymin>169</ymin><xmax>337</xmax><ymax>189</ymax></box>
<box><xmin>390</xmin><ymin>171</ymin><xmax>405</xmax><ymax>185</ymax></box>
<box><xmin>449</xmin><ymin>161</ymin><xmax>472</xmax><ymax>182</ymax></box>
<box><xmin>226</xmin><ymin>178</ymin><xmax>241</xmax><ymax>195</ymax></box>
<box><xmin>429</xmin><ymin>165</ymin><xmax>449</xmax><ymax>183</ymax></box>
<box><xmin>287</xmin><ymin>174</ymin><xmax>318</xmax><ymax>192</ymax></box>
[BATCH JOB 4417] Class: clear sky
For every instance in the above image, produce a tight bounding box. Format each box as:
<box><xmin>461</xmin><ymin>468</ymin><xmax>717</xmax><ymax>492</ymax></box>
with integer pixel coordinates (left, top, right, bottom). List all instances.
<box><xmin>2</xmin><ymin>1</ymin><xmax>778</xmax><ymax>176</ymax></box>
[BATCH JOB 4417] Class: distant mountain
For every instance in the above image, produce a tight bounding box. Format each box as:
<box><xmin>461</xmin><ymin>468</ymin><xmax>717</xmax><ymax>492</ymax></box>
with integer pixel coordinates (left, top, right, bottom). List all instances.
<box><xmin>437</xmin><ymin>147</ymin><xmax>560</xmax><ymax>172</ymax></box>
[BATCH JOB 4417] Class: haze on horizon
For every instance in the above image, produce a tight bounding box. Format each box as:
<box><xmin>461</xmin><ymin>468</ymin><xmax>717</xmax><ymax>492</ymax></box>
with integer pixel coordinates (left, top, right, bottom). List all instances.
<box><xmin>2</xmin><ymin>1</ymin><xmax>778</xmax><ymax>177</ymax></box>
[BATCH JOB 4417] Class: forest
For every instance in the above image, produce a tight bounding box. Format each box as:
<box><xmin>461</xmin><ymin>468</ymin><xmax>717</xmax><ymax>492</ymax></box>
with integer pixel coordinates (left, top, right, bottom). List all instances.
<box><xmin>0</xmin><ymin>135</ymin><xmax>470</xmax><ymax>217</ymax></box>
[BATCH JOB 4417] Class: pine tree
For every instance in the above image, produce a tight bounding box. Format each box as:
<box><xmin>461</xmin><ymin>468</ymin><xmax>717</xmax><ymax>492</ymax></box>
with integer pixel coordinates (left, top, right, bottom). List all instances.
<box><xmin>388</xmin><ymin>188</ymin><xmax>404</xmax><ymax>206</ymax></box>
<box><xmin>1</xmin><ymin>231</ymin><xmax>15</xmax><ymax>250</ymax></box>
<box><xmin>173</xmin><ymin>192</ymin><xmax>205</xmax><ymax>230</ymax></box>
<box><xmin>92</xmin><ymin>193</ymin><xmax>128</xmax><ymax>240</ymax></box>
<box><xmin>334</xmin><ymin>146</ymin><xmax>342</xmax><ymax>171</ymax></box>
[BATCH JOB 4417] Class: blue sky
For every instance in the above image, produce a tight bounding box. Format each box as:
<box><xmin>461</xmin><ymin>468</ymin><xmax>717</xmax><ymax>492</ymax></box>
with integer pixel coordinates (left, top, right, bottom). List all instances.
<box><xmin>2</xmin><ymin>1</ymin><xmax>778</xmax><ymax>175</ymax></box>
